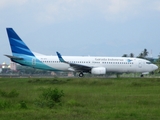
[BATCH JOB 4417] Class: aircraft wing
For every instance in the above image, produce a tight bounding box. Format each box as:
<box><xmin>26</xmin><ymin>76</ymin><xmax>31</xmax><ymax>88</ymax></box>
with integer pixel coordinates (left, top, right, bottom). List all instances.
<box><xmin>68</xmin><ymin>63</ymin><xmax>91</xmax><ymax>72</ymax></box>
<box><xmin>56</xmin><ymin>52</ymin><xmax>92</xmax><ymax>72</ymax></box>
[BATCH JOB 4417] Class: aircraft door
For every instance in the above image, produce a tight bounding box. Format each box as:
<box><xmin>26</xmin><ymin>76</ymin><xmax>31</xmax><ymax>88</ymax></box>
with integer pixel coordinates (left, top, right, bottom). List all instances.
<box><xmin>138</xmin><ymin>60</ymin><xmax>142</xmax><ymax>68</ymax></box>
<box><xmin>32</xmin><ymin>58</ymin><xmax>36</xmax><ymax>66</ymax></box>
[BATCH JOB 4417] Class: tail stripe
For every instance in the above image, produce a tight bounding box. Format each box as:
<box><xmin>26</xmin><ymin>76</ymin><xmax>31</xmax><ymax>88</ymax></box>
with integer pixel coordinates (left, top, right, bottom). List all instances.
<box><xmin>11</xmin><ymin>46</ymin><xmax>34</xmax><ymax>56</ymax></box>
<box><xmin>10</xmin><ymin>38</ymin><xmax>29</xmax><ymax>49</ymax></box>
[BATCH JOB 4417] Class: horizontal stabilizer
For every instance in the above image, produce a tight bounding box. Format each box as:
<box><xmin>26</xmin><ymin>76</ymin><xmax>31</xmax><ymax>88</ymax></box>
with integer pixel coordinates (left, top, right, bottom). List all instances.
<box><xmin>4</xmin><ymin>54</ymin><xmax>23</xmax><ymax>60</ymax></box>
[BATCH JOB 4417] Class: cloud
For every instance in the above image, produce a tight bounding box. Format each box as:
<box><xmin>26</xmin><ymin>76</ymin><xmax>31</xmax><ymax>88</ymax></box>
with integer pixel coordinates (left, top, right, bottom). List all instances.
<box><xmin>1</xmin><ymin>0</ymin><xmax>160</xmax><ymax>24</ymax></box>
<box><xmin>152</xmin><ymin>1</ymin><xmax>160</xmax><ymax>11</ymax></box>
<box><xmin>35</xmin><ymin>0</ymin><xmax>150</xmax><ymax>23</ymax></box>
<box><xmin>36</xmin><ymin>0</ymin><xmax>90</xmax><ymax>23</ymax></box>
<box><xmin>106</xmin><ymin>0</ymin><xmax>131</xmax><ymax>14</ymax></box>
<box><xmin>0</xmin><ymin>0</ymin><xmax>27</xmax><ymax>9</ymax></box>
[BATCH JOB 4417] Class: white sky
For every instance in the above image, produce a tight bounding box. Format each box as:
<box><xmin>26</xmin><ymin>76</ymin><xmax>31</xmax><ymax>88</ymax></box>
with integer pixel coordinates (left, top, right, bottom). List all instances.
<box><xmin>0</xmin><ymin>0</ymin><xmax>160</xmax><ymax>63</ymax></box>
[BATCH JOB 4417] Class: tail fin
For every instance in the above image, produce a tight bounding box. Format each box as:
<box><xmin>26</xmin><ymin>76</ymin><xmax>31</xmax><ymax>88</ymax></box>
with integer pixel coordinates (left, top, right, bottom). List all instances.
<box><xmin>6</xmin><ymin>28</ymin><xmax>34</xmax><ymax>56</ymax></box>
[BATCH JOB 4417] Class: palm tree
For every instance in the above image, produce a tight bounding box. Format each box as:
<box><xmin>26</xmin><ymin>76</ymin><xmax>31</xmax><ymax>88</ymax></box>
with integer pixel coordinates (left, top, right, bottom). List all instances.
<box><xmin>137</xmin><ymin>49</ymin><xmax>149</xmax><ymax>58</ymax></box>
<box><xmin>130</xmin><ymin>53</ymin><xmax>134</xmax><ymax>58</ymax></box>
<box><xmin>137</xmin><ymin>53</ymin><xmax>144</xmax><ymax>58</ymax></box>
<box><xmin>143</xmin><ymin>49</ymin><xmax>148</xmax><ymax>57</ymax></box>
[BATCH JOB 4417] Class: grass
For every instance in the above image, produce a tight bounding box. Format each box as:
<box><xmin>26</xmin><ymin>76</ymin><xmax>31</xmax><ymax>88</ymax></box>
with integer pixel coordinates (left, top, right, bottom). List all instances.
<box><xmin>0</xmin><ymin>77</ymin><xmax>160</xmax><ymax>120</ymax></box>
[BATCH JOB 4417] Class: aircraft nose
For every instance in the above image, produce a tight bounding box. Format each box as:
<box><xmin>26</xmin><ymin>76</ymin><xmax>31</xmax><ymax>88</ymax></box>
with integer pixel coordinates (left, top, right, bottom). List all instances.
<box><xmin>152</xmin><ymin>64</ymin><xmax>158</xmax><ymax>71</ymax></box>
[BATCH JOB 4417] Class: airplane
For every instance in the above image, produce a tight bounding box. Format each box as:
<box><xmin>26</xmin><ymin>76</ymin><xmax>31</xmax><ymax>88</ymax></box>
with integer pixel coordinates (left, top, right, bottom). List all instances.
<box><xmin>5</xmin><ymin>28</ymin><xmax>158</xmax><ymax>77</ymax></box>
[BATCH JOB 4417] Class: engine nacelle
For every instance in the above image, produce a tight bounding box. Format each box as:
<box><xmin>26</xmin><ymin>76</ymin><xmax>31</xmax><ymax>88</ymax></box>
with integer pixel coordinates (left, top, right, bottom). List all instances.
<box><xmin>91</xmin><ymin>67</ymin><xmax>106</xmax><ymax>75</ymax></box>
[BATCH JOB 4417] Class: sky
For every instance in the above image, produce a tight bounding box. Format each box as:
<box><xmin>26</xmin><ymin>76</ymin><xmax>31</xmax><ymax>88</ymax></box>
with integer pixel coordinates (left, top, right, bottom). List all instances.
<box><xmin>0</xmin><ymin>0</ymin><xmax>160</xmax><ymax>64</ymax></box>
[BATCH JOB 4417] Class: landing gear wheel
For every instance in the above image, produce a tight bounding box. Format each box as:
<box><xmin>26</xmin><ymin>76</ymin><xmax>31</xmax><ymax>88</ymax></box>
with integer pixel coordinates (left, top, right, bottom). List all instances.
<box><xmin>79</xmin><ymin>72</ymin><xmax>84</xmax><ymax>77</ymax></box>
<box><xmin>141</xmin><ymin>74</ymin><xmax>144</xmax><ymax>77</ymax></box>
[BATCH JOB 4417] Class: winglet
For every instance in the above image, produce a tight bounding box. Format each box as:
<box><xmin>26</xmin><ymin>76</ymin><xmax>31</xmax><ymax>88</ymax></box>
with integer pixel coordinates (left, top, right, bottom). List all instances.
<box><xmin>56</xmin><ymin>52</ymin><xmax>66</xmax><ymax>63</ymax></box>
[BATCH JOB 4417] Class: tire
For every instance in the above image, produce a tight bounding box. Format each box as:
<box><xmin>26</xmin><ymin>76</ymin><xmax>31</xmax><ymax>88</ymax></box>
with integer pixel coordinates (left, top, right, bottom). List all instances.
<box><xmin>79</xmin><ymin>72</ymin><xmax>84</xmax><ymax>77</ymax></box>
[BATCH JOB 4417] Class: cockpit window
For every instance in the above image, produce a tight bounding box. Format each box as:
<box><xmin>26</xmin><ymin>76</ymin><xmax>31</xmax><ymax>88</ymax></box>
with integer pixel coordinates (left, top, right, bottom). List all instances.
<box><xmin>146</xmin><ymin>62</ymin><xmax>151</xmax><ymax>64</ymax></box>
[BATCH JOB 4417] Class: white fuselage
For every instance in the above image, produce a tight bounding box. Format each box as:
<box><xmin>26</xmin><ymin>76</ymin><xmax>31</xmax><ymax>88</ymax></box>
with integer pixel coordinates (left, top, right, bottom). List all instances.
<box><xmin>34</xmin><ymin>55</ymin><xmax>157</xmax><ymax>74</ymax></box>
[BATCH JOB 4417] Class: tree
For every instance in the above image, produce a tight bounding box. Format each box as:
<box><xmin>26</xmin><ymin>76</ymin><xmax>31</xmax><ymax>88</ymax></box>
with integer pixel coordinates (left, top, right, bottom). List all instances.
<box><xmin>137</xmin><ymin>49</ymin><xmax>148</xmax><ymax>58</ymax></box>
<box><xmin>143</xmin><ymin>49</ymin><xmax>148</xmax><ymax>57</ymax></box>
<box><xmin>154</xmin><ymin>55</ymin><xmax>160</xmax><ymax>74</ymax></box>
<box><xmin>138</xmin><ymin>53</ymin><xmax>144</xmax><ymax>58</ymax></box>
<box><xmin>122</xmin><ymin>54</ymin><xmax>128</xmax><ymax>57</ymax></box>
<box><xmin>130</xmin><ymin>53</ymin><xmax>134</xmax><ymax>58</ymax></box>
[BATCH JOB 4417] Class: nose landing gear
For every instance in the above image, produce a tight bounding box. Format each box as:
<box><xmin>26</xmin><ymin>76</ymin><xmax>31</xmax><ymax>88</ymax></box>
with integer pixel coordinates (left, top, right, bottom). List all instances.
<box><xmin>140</xmin><ymin>74</ymin><xmax>144</xmax><ymax>77</ymax></box>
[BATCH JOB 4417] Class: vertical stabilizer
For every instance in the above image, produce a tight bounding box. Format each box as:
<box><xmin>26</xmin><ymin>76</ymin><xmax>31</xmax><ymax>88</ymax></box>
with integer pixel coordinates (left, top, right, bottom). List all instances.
<box><xmin>6</xmin><ymin>28</ymin><xmax>34</xmax><ymax>56</ymax></box>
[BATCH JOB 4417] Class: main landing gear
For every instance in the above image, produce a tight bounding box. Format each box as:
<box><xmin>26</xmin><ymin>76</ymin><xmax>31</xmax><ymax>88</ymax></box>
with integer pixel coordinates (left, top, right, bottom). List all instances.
<box><xmin>79</xmin><ymin>72</ymin><xmax>84</xmax><ymax>77</ymax></box>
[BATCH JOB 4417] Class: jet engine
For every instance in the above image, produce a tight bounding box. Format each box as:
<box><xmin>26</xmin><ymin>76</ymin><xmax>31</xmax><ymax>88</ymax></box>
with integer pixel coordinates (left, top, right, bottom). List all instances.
<box><xmin>91</xmin><ymin>67</ymin><xmax>106</xmax><ymax>75</ymax></box>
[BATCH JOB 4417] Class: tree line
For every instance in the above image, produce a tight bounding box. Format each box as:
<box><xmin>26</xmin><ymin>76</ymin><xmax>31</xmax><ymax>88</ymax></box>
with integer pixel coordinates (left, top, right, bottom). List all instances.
<box><xmin>122</xmin><ymin>48</ymin><xmax>149</xmax><ymax>58</ymax></box>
